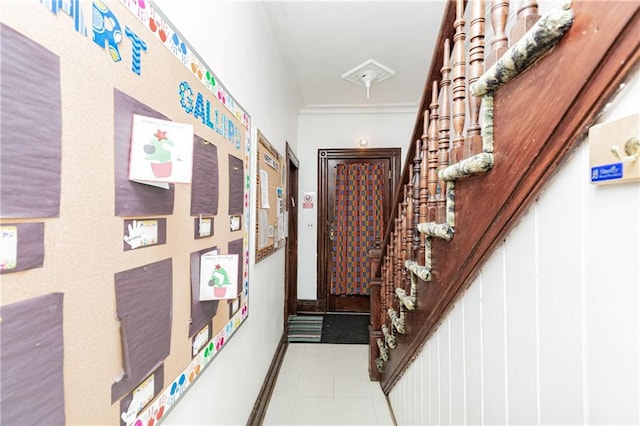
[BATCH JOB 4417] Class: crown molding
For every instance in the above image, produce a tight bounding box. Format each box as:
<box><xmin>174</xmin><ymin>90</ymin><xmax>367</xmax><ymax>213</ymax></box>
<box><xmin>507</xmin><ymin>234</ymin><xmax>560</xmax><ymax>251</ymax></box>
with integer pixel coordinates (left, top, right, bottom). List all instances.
<box><xmin>299</xmin><ymin>103</ymin><xmax>418</xmax><ymax>115</ymax></box>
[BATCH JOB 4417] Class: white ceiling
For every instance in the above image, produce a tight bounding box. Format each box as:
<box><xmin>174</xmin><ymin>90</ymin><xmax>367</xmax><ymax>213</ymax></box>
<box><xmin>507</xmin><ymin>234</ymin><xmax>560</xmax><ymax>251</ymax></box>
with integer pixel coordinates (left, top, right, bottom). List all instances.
<box><xmin>261</xmin><ymin>1</ymin><xmax>447</xmax><ymax>112</ymax></box>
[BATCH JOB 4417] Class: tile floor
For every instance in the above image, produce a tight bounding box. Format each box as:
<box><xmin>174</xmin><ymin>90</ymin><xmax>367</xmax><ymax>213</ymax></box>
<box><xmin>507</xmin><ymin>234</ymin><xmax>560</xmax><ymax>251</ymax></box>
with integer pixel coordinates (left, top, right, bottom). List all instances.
<box><xmin>263</xmin><ymin>343</ymin><xmax>395</xmax><ymax>425</ymax></box>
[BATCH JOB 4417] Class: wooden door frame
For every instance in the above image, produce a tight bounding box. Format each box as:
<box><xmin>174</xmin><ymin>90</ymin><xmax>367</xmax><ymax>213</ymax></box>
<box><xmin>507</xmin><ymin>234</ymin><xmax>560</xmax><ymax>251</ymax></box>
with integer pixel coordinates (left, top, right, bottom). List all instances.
<box><xmin>284</xmin><ymin>142</ymin><xmax>299</xmax><ymax>324</ymax></box>
<box><xmin>317</xmin><ymin>148</ymin><xmax>401</xmax><ymax>312</ymax></box>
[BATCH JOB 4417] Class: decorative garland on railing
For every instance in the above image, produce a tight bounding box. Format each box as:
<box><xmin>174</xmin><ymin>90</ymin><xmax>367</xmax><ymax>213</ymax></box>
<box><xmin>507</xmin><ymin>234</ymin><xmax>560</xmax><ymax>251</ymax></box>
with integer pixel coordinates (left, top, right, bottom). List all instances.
<box><xmin>382</xmin><ymin>324</ymin><xmax>397</xmax><ymax>349</ymax></box>
<box><xmin>378</xmin><ymin>2</ymin><xmax>574</xmax><ymax>374</ymax></box>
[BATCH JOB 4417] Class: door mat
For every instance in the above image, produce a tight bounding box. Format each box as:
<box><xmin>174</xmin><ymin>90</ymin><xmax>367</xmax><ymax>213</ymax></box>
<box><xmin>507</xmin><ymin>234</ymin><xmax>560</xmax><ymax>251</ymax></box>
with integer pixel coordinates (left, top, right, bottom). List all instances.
<box><xmin>287</xmin><ymin>315</ymin><xmax>323</xmax><ymax>343</ymax></box>
<box><xmin>321</xmin><ymin>314</ymin><xmax>369</xmax><ymax>344</ymax></box>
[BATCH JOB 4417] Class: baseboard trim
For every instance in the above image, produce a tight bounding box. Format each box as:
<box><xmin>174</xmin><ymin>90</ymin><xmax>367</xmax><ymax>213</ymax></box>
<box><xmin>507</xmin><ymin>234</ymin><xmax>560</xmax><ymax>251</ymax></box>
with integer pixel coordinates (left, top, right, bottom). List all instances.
<box><xmin>247</xmin><ymin>332</ymin><xmax>288</xmax><ymax>426</ymax></box>
<box><xmin>296</xmin><ymin>299</ymin><xmax>324</xmax><ymax>313</ymax></box>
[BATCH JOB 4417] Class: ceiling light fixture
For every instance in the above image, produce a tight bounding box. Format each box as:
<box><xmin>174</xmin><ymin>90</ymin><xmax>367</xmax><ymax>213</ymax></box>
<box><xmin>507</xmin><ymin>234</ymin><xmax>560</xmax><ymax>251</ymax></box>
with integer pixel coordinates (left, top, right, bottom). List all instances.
<box><xmin>341</xmin><ymin>59</ymin><xmax>395</xmax><ymax>101</ymax></box>
<box><xmin>359</xmin><ymin>138</ymin><xmax>368</xmax><ymax>147</ymax></box>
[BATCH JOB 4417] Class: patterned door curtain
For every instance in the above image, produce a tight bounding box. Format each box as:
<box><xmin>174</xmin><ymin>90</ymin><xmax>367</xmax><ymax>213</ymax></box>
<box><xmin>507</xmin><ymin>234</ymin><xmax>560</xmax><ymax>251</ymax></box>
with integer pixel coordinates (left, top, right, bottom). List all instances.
<box><xmin>331</xmin><ymin>162</ymin><xmax>384</xmax><ymax>295</ymax></box>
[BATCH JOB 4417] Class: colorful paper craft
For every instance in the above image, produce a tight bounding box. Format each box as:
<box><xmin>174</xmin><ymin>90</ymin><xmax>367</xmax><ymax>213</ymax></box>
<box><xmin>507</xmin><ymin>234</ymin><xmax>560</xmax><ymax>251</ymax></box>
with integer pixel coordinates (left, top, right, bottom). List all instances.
<box><xmin>189</xmin><ymin>247</ymin><xmax>220</xmax><ymax>337</ymax></box>
<box><xmin>199</xmin><ymin>252</ymin><xmax>239</xmax><ymax>301</ymax></box>
<box><xmin>0</xmin><ymin>222</ymin><xmax>45</xmax><ymax>274</ymax></box>
<box><xmin>128</xmin><ymin>114</ymin><xmax>194</xmax><ymax>188</ymax></box>
<box><xmin>114</xmin><ymin>89</ymin><xmax>175</xmax><ymax>217</ymax></box>
<box><xmin>123</xmin><ymin>219</ymin><xmax>158</xmax><ymax>249</ymax></box>
<box><xmin>0</xmin><ymin>226</ymin><xmax>18</xmax><ymax>270</ymax></box>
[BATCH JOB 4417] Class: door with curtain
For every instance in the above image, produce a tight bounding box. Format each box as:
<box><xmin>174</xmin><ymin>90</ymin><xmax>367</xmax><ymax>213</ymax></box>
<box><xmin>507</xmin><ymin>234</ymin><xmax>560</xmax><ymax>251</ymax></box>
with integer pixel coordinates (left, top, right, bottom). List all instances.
<box><xmin>318</xmin><ymin>148</ymin><xmax>401</xmax><ymax>313</ymax></box>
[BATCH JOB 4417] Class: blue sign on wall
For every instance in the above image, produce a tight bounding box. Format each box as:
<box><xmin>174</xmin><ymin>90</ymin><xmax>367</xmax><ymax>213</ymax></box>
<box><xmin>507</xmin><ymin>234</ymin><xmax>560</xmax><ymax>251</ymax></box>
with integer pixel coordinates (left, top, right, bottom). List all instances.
<box><xmin>591</xmin><ymin>162</ymin><xmax>623</xmax><ymax>183</ymax></box>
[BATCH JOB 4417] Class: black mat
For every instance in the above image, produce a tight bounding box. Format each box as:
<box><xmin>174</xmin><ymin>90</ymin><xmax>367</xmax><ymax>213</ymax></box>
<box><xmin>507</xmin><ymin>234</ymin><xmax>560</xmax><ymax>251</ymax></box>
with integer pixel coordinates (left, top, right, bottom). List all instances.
<box><xmin>321</xmin><ymin>314</ymin><xmax>369</xmax><ymax>344</ymax></box>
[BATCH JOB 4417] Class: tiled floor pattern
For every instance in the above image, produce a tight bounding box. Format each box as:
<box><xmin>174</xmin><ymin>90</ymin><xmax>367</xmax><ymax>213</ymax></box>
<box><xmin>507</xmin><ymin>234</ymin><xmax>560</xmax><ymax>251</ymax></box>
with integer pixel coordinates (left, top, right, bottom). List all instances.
<box><xmin>263</xmin><ymin>343</ymin><xmax>395</xmax><ymax>425</ymax></box>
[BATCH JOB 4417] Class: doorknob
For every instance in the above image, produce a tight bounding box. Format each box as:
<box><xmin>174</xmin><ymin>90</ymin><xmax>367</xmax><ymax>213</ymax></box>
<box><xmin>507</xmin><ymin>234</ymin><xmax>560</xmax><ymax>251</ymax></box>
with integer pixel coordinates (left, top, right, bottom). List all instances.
<box><xmin>329</xmin><ymin>222</ymin><xmax>335</xmax><ymax>241</ymax></box>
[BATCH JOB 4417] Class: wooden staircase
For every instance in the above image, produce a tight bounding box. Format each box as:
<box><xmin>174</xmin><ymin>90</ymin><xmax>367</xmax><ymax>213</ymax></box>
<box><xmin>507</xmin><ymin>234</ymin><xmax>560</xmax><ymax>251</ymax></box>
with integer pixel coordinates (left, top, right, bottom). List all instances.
<box><xmin>368</xmin><ymin>0</ymin><xmax>640</xmax><ymax>394</ymax></box>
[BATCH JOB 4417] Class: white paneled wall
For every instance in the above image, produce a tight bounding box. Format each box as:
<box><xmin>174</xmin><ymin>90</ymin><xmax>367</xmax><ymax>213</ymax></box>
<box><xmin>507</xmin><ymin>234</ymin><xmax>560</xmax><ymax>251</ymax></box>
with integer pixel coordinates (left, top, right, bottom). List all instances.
<box><xmin>389</xmin><ymin>74</ymin><xmax>640</xmax><ymax>424</ymax></box>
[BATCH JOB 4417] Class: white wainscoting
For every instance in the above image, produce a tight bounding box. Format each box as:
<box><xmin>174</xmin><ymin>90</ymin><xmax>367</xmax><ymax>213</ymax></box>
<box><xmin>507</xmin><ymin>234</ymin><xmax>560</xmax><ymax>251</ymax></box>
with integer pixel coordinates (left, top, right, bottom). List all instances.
<box><xmin>388</xmin><ymin>75</ymin><xmax>640</xmax><ymax>425</ymax></box>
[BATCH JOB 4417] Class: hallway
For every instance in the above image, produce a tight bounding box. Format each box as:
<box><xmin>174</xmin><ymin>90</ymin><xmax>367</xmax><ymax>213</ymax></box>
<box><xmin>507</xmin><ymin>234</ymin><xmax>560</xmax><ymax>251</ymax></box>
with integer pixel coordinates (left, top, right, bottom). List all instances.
<box><xmin>263</xmin><ymin>343</ymin><xmax>394</xmax><ymax>425</ymax></box>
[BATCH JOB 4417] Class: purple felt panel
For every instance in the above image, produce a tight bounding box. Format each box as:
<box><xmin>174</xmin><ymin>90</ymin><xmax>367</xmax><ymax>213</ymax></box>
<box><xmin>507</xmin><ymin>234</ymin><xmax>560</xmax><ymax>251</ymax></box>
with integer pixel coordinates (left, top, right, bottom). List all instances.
<box><xmin>118</xmin><ymin>365</ymin><xmax>164</xmax><ymax>426</ymax></box>
<box><xmin>112</xmin><ymin>258</ymin><xmax>172</xmax><ymax>403</ymax></box>
<box><xmin>0</xmin><ymin>222</ymin><xmax>45</xmax><ymax>274</ymax></box>
<box><xmin>1</xmin><ymin>293</ymin><xmax>65</xmax><ymax>425</ymax></box>
<box><xmin>190</xmin><ymin>135</ymin><xmax>219</xmax><ymax>216</ymax></box>
<box><xmin>114</xmin><ymin>89</ymin><xmax>175</xmax><ymax>216</ymax></box>
<box><xmin>122</xmin><ymin>218</ymin><xmax>167</xmax><ymax>251</ymax></box>
<box><xmin>0</xmin><ymin>24</ymin><xmax>61</xmax><ymax>219</ymax></box>
<box><xmin>189</xmin><ymin>247</ymin><xmax>220</xmax><ymax>337</ymax></box>
<box><xmin>228</xmin><ymin>154</ymin><xmax>244</xmax><ymax>215</ymax></box>
<box><xmin>227</xmin><ymin>238</ymin><xmax>244</xmax><ymax>296</ymax></box>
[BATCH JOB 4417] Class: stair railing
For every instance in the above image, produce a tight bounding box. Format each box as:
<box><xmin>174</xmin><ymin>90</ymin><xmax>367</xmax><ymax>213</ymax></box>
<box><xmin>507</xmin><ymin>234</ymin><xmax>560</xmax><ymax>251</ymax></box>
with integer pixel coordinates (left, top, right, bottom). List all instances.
<box><xmin>369</xmin><ymin>0</ymin><xmax>578</xmax><ymax>381</ymax></box>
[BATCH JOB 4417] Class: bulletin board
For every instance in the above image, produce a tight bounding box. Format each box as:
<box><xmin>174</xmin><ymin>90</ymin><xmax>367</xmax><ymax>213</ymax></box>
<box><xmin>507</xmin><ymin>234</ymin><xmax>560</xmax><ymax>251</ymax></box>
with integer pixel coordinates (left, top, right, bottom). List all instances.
<box><xmin>0</xmin><ymin>1</ymin><xmax>250</xmax><ymax>425</ymax></box>
<box><xmin>255</xmin><ymin>130</ymin><xmax>286</xmax><ymax>263</ymax></box>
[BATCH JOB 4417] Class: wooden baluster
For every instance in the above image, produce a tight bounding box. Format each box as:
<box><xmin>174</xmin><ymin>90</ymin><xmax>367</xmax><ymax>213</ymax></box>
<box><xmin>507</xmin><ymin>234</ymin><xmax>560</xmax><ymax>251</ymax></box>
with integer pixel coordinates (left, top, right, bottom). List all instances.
<box><xmin>412</xmin><ymin>141</ymin><xmax>422</xmax><ymax>257</ymax></box>
<box><xmin>418</xmin><ymin>111</ymin><xmax>429</xmax><ymax>265</ymax></box>
<box><xmin>387</xmin><ymin>245</ymin><xmax>394</xmax><ymax>309</ymax></box>
<box><xmin>428</xmin><ymin>81</ymin><xmax>440</xmax><ymax>222</ymax></box>
<box><xmin>486</xmin><ymin>0</ymin><xmax>510</xmax><ymax>68</ymax></box>
<box><xmin>510</xmin><ymin>0</ymin><xmax>540</xmax><ymax>44</ymax></box>
<box><xmin>400</xmin><ymin>188</ymin><xmax>408</xmax><ymax>289</ymax></box>
<box><xmin>395</xmin><ymin>217</ymin><xmax>403</xmax><ymax>290</ymax></box>
<box><xmin>438</xmin><ymin>39</ymin><xmax>452</xmax><ymax>223</ymax></box>
<box><xmin>466</xmin><ymin>0</ymin><xmax>486</xmax><ymax>158</ymax></box>
<box><xmin>380</xmin><ymin>261</ymin><xmax>387</xmax><ymax>319</ymax></box>
<box><xmin>385</xmin><ymin>251</ymin><xmax>392</xmax><ymax>312</ymax></box>
<box><xmin>406</xmin><ymin>166</ymin><xmax>414</xmax><ymax>261</ymax></box>
<box><xmin>450</xmin><ymin>0</ymin><xmax>467</xmax><ymax>164</ymax></box>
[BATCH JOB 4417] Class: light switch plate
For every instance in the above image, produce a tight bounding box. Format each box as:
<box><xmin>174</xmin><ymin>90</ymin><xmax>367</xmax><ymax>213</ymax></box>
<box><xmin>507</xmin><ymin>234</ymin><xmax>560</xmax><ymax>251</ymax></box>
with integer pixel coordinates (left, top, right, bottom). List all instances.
<box><xmin>589</xmin><ymin>113</ymin><xmax>640</xmax><ymax>185</ymax></box>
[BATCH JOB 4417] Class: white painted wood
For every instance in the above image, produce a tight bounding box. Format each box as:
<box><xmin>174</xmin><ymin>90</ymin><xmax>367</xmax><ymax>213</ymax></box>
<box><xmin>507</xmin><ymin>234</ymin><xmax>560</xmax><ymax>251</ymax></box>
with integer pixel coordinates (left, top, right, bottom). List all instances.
<box><xmin>423</xmin><ymin>347</ymin><xmax>432</xmax><ymax>425</ymax></box>
<box><xmin>585</xmin><ymin>162</ymin><xmax>640</xmax><ymax>425</ymax></box>
<box><xmin>481</xmin><ymin>247</ymin><xmax>508</xmax><ymax>425</ymax></box>
<box><xmin>418</xmin><ymin>350</ymin><xmax>426</xmax><ymax>425</ymax></box>
<box><xmin>407</xmin><ymin>359</ymin><xmax>415</xmax><ymax>426</ymax></box>
<box><xmin>430</xmin><ymin>335</ymin><xmax>441</xmax><ymax>426</ymax></box>
<box><xmin>464</xmin><ymin>278</ymin><xmax>484</xmax><ymax>425</ymax></box>
<box><xmin>504</xmin><ymin>209</ymin><xmax>539</xmax><ymax>425</ymax></box>
<box><xmin>449</xmin><ymin>302</ymin><xmax>466</xmax><ymax>426</ymax></box>
<box><xmin>439</xmin><ymin>320</ymin><xmax>452</xmax><ymax>425</ymax></box>
<box><xmin>414</xmin><ymin>352</ymin><xmax>423</xmax><ymax>425</ymax></box>
<box><xmin>537</xmin><ymin>142</ymin><xmax>586</xmax><ymax>424</ymax></box>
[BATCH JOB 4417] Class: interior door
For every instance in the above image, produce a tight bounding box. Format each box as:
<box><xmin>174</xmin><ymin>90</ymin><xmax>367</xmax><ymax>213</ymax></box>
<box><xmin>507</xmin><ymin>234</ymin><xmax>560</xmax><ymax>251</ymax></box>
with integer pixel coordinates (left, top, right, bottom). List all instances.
<box><xmin>285</xmin><ymin>143</ymin><xmax>299</xmax><ymax>322</ymax></box>
<box><xmin>318</xmin><ymin>148</ymin><xmax>400</xmax><ymax>313</ymax></box>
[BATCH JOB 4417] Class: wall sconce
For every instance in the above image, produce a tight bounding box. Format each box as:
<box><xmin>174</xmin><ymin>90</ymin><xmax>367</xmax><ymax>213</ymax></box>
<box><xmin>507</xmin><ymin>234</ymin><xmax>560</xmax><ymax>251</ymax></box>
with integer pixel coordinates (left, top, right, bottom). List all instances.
<box><xmin>358</xmin><ymin>138</ymin><xmax>368</xmax><ymax>148</ymax></box>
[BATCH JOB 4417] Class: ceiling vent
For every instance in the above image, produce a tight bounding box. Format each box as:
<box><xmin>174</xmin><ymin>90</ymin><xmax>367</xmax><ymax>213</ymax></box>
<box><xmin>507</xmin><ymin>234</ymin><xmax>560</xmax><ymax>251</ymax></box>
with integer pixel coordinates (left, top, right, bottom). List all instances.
<box><xmin>341</xmin><ymin>59</ymin><xmax>395</xmax><ymax>100</ymax></box>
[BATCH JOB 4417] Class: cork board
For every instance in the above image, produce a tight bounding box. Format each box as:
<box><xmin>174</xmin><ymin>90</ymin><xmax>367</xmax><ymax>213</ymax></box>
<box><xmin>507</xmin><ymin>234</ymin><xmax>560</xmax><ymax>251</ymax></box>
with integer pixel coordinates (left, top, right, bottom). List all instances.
<box><xmin>255</xmin><ymin>130</ymin><xmax>286</xmax><ymax>263</ymax></box>
<box><xmin>0</xmin><ymin>2</ymin><xmax>250</xmax><ymax>425</ymax></box>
